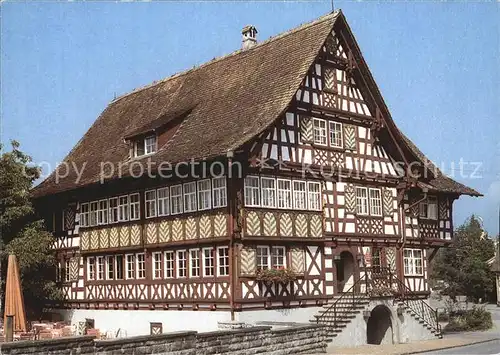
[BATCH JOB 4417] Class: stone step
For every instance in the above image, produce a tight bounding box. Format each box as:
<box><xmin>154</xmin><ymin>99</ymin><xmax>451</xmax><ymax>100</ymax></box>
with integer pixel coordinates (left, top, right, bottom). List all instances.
<box><xmin>314</xmin><ymin>314</ymin><xmax>357</xmax><ymax>320</ymax></box>
<box><xmin>322</xmin><ymin>303</ymin><xmax>368</xmax><ymax>309</ymax></box>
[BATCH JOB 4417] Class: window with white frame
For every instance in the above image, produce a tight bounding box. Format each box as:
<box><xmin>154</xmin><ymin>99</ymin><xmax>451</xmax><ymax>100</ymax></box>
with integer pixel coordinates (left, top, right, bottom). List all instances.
<box><xmin>212</xmin><ymin>177</ymin><xmax>227</xmax><ymax>208</ymax></box>
<box><xmin>145</xmin><ymin>190</ymin><xmax>157</xmax><ymax>218</ymax></box>
<box><xmin>106</xmin><ymin>256</ymin><xmax>114</xmax><ymax>280</ymax></box>
<box><xmin>65</xmin><ymin>259</ymin><xmax>71</xmax><ymax>282</ymax></box>
<box><xmin>277</xmin><ymin>179</ymin><xmax>292</xmax><ymax>209</ymax></box>
<box><xmin>89</xmin><ymin>201</ymin><xmax>98</xmax><ymax>227</ymax></box>
<box><xmin>329</xmin><ymin>121</ymin><xmax>343</xmax><ymax>148</ymax></box>
<box><xmin>356</xmin><ymin>187</ymin><xmax>369</xmax><ymax>215</ymax></box>
<box><xmin>170</xmin><ymin>185</ymin><xmax>183</xmax><ymax>215</ymax></box>
<box><xmin>197</xmin><ymin>179</ymin><xmax>211</xmax><ymax>211</ymax></box>
<box><xmin>177</xmin><ymin>250</ymin><xmax>187</xmax><ymax>278</ymax></box>
<box><xmin>125</xmin><ymin>254</ymin><xmax>135</xmax><ymax>279</ymax></box>
<box><xmin>87</xmin><ymin>257</ymin><xmax>95</xmax><ymax>281</ymax></box>
<box><xmin>183</xmin><ymin>182</ymin><xmax>197</xmax><ymax>212</ymax></box>
<box><xmin>369</xmin><ymin>188</ymin><xmax>382</xmax><ymax>216</ymax></box>
<box><xmin>80</xmin><ymin>203</ymin><xmax>89</xmax><ymax>227</ymax></box>
<box><xmin>152</xmin><ymin>252</ymin><xmax>162</xmax><ymax>279</ymax></box>
<box><xmin>419</xmin><ymin>196</ymin><xmax>438</xmax><ymax>220</ymax></box>
<box><xmin>403</xmin><ymin>249</ymin><xmax>423</xmax><ymax>276</ymax></box>
<box><xmin>109</xmin><ymin>198</ymin><xmax>119</xmax><ymax>223</ymax></box>
<box><xmin>203</xmin><ymin>248</ymin><xmax>214</xmax><ymax>277</ymax></box>
<box><xmin>261</xmin><ymin>177</ymin><xmax>276</xmax><ymax>208</ymax></box>
<box><xmin>164</xmin><ymin>251</ymin><xmax>174</xmax><ymax>278</ymax></box>
<box><xmin>313</xmin><ymin>118</ymin><xmax>327</xmax><ymax>145</ymax></box>
<box><xmin>98</xmin><ymin>200</ymin><xmax>108</xmax><ymax>225</ymax></box>
<box><xmin>190</xmin><ymin>249</ymin><xmax>200</xmax><ymax>277</ymax></box>
<box><xmin>271</xmin><ymin>246</ymin><xmax>286</xmax><ymax>268</ymax></box>
<box><xmin>118</xmin><ymin>196</ymin><xmax>129</xmax><ymax>222</ymax></box>
<box><xmin>96</xmin><ymin>256</ymin><xmax>105</xmax><ymax>280</ymax></box>
<box><xmin>145</xmin><ymin>135</ymin><xmax>157</xmax><ymax>155</ymax></box>
<box><xmin>136</xmin><ymin>253</ymin><xmax>146</xmax><ymax>279</ymax></box>
<box><xmin>115</xmin><ymin>255</ymin><xmax>124</xmax><ymax>279</ymax></box>
<box><xmin>308</xmin><ymin>182</ymin><xmax>322</xmax><ymax>211</ymax></box>
<box><xmin>218</xmin><ymin>247</ymin><xmax>229</xmax><ymax>276</ymax></box>
<box><xmin>293</xmin><ymin>181</ymin><xmax>307</xmax><ymax>210</ymax></box>
<box><xmin>129</xmin><ymin>193</ymin><xmax>140</xmax><ymax>220</ymax></box>
<box><xmin>257</xmin><ymin>246</ymin><xmax>270</xmax><ymax>270</ymax></box>
<box><xmin>157</xmin><ymin>187</ymin><xmax>170</xmax><ymax>216</ymax></box>
<box><xmin>244</xmin><ymin>176</ymin><xmax>260</xmax><ymax>207</ymax></box>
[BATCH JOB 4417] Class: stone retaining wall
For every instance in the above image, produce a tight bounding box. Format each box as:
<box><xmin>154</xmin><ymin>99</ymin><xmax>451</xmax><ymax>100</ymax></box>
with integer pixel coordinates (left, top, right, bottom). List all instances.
<box><xmin>0</xmin><ymin>324</ymin><xmax>326</xmax><ymax>355</ymax></box>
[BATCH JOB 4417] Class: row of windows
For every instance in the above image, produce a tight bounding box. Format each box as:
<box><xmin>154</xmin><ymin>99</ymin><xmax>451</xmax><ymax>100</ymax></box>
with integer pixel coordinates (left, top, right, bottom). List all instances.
<box><xmin>86</xmin><ymin>247</ymin><xmax>230</xmax><ymax>281</ymax></box>
<box><xmin>355</xmin><ymin>187</ymin><xmax>382</xmax><ymax>216</ymax></box>
<box><xmin>312</xmin><ymin>118</ymin><xmax>343</xmax><ymax>148</ymax></box>
<box><xmin>79</xmin><ymin>177</ymin><xmax>227</xmax><ymax>227</ymax></box>
<box><xmin>244</xmin><ymin>176</ymin><xmax>322</xmax><ymax>211</ymax></box>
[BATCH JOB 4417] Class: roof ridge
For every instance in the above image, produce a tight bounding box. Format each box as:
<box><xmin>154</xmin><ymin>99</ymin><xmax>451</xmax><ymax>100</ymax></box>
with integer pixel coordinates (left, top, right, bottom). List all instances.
<box><xmin>111</xmin><ymin>10</ymin><xmax>341</xmax><ymax>104</ymax></box>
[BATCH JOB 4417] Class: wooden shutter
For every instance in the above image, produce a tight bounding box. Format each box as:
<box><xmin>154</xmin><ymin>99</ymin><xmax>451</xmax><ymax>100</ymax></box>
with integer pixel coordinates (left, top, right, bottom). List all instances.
<box><xmin>382</xmin><ymin>188</ymin><xmax>394</xmax><ymax>217</ymax></box>
<box><xmin>345</xmin><ymin>184</ymin><xmax>356</xmax><ymax>214</ymax></box>
<box><xmin>300</xmin><ymin>116</ymin><xmax>313</xmax><ymax>143</ymax></box>
<box><xmin>291</xmin><ymin>248</ymin><xmax>305</xmax><ymax>275</ymax></box>
<box><xmin>240</xmin><ymin>247</ymin><xmax>257</xmax><ymax>276</ymax></box>
<box><xmin>343</xmin><ymin>124</ymin><xmax>356</xmax><ymax>151</ymax></box>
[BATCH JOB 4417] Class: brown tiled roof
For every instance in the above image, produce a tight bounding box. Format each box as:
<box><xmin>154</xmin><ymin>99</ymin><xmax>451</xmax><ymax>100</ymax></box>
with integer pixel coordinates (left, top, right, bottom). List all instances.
<box><xmin>32</xmin><ymin>10</ymin><xmax>481</xmax><ymax>198</ymax></box>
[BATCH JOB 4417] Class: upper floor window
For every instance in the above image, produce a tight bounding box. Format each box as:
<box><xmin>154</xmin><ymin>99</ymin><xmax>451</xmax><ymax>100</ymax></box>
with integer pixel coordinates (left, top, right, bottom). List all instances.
<box><xmin>212</xmin><ymin>177</ymin><xmax>227</xmax><ymax>208</ymax></box>
<box><xmin>183</xmin><ymin>182</ymin><xmax>197</xmax><ymax>213</ymax></box>
<box><xmin>257</xmin><ymin>246</ymin><xmax>286</xmax><ymax>270</ymax></box>
<box><xmin>171</xmin><ymin>185</ymin><xmax>183</xmax><ymax>215</ymax></box>
<box><xmin>313</xmin><ymin>118</ymin><xmax>327</xmax><ymax>146</ymax></box>
<box><xmin>197</xmin><ymin>179</ymin><xmax>212</xmax><ymax>211</ymax></box>
<box><xmin>203</xmin><ymin>248</ymin><xmax>215</xmax><ymax>277</ymax></box>
<box><xmin>80</xmin><ymin>203</ymin><xmax>89</xmax><ymax>227</ymax></box>
<box><xmin>261</xmin><ymin>177</ymin><xmax>276</xmax><ymax>208</ymax></box>
<box><xmin>109</xmin><ymin>198</ymin><xmax>119</xmax><ymax>223</ymax></box>
<box><xmin>277</xmin><ymin>179</ymin><xmax>292</xmax><ymax>209</ymax></box>
<box><xmin>157</xmin><ymin>187</ymin><xmax>170</xmax><ymax>216</ymax></box>
<box><xmin>164</xmin><ymin>251</ymin><xmax>174</xmax><ymax>278</ymax></box>
<box><xmin>152</xmin><ymin>252</ymin><xmax>162</xmax><ymax>279</ymax></box>
<box><xmin>118</xmin><ymin>195</ymin><xmax>129</xmax><ymax>222</ymax></box>
<box><xmin>87</xmin><ymin>257</ymin><xmax>95</xmax><ymax>280</ymax></box>
<box><xmin>217</xmin><ymin>247</ymin><xmax>229</xmax><ymax>276</ymax></box>
<box><xmin>244</xmin><ymin>176</ymin><xmax>260</xmax><ymax>207</ymax></box>
<box><xmin>329</xmin><ymin>121</ymin><xmax>343</xmax><ymax>148</ymax></box>
<box><xmin>129</xmin><ymin>193</ymin><xmax>140</xmax><ymax>220</ymax></box>
<box><xmin>419</xmin><ymin>196</ymin><xmax>437</xmax><ymax>220</ymax></box>
<box><xmin>293</xmin><ymin>181</ymin><xmax>307</xmax><ymax>210</ymax></box>
<box><xmin>134</xmin><ymin>135</ymin><xmax>157</xmax><ymax>157</ymax></box>
<box><xmin>190</xmin><ymin>249</ymin><xmax>200</xmax><ymax>278</ymax></box>
<box><xmin>308</xmin><ymin>182</ymin><xmax>322</xmax><ymax>211</ymax></box>
<box><xmin>369</xmin><ymin>188</ymin><xmax>382</xmax><ymax>216</ymax></box>
<box><xmin>136</xmin><ymin>253</ymin><xmax>146</xmax><ymax>279</ymax></box>
<box><xmin>355</xmin><ymin>187</ymin><xmax>369</xmax><ymax>215</ymax></box>
<box><xmin>98</xmin><ymin>200</ymin><xmax>108</xmax><ymax>225</ymax></box>
<box><xmin>145</xmin><ymin>190</ymin><xmax>157</xmax><ymax>219</ymax></box>
<box><xmin>177</xmin><ymin>250</ymin><xmax>187</xmax><ymax>278</ymax></box>
<box><xmin>89</xmin><ymin>202</ymin><xmax>98</xmax><ymax>227</ymax></box>
<box><xmin>403</xmin><ymin>249</ymin><xmax>423</xmax><ymax>276</ymax></box>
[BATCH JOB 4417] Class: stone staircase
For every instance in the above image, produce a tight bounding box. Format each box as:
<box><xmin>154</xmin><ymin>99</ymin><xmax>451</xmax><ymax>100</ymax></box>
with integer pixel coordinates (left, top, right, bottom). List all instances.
<box><xmin>396</xmin><ymin>300</ymin><xmax>443</xmax><ymax>339</ymax></box>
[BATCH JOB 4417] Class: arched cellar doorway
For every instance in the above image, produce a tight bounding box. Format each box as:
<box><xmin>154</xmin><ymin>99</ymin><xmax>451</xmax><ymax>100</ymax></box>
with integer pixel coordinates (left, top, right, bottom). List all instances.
<box><xmin>366</xmin><ymin>305</ymin><xmax>393</xmax><ymax>345</ymax></box>
<box><xmin>336</xmin><ymin>251</ymin><xmax>355</xmax><ymax>292</ymax></box>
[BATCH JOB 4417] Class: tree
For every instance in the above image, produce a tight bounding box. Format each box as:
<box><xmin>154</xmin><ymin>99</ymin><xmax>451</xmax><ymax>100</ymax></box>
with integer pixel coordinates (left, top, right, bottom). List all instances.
<box><xmin>0</xmin><ymin>140</ymin><xmax>61</xmax><ymax>319</ymax></box>
<box><xmin>431</xmin><ymin>215</ymin><xmax>496</xmax><ymax>303</ymax></box>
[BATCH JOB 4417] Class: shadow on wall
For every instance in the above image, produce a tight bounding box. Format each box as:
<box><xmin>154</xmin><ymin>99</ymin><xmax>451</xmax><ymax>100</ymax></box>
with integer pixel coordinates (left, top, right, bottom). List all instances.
<box><xmin>367</xmin><ymin>305</ymin><xmax>393</xmax><ymax>345</ymax></box>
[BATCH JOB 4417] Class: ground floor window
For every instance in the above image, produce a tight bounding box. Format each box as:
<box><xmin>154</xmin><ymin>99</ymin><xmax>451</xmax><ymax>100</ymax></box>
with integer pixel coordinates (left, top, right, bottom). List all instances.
<box><xmin>403</xmin><ymin>248</ymin><xmax>423</xmax><ymax>276</ymax></box>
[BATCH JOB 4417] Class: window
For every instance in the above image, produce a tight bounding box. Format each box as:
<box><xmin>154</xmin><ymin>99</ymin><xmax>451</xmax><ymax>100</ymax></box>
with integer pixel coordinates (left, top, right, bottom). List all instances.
<box><xmin>217</xmin><ymin>247</ymin><xmax>229</xmax><ymax>276</ymax></box>
<box><xmin>177</xmin><ymin>250</ymin><xmax>187</xmax><ymax>278</ymax></box>
<box><xmin>257</xmin><ymin>246</ymin><xmax>270</xmax><ymax>270</ymax></box>
<box><xmin>80</xmin><ymin>203</ymin><xmax>89</xmax><ymax>227</ymax></box>
<box><xmin>403</xmin><ymin>249</ymin><xmax>423</xmax><ymax>276</ymax></box>
<box><xmin>356</xmin><ymin>187</ymin><xmax>369</xmax><ymax>215</ymax></box>
<box><xmin>261</xmin><ymin>177</ymin><xmax>276</xmax><ymax>208</ymax></box>
<box><xmin>293</xmin><ymin>181</ymin><xmax>307</xmax><ymax>210</ymax></box>
<box><xmin>164</xmin><ymin>251</ymin><xmax>174</xmax><ymax>278</ymax></box>
<box><xmin>170</xmin><ymin>185</ymin><xmax>183</xmax><ymax>215</ymax></box>
<box><xmin>118</xmin><ymin>196</ymin><xmax>129</xmax><ymax>222</ymax></box>
<box><xmin>109</xmin><ymin>198</ymin><xmax>119</xmax><ymax>223</ymax></box>
<box><xmin>152</xmin><ymin>252</ymin><xmax>162</xmax><ymax>279</ymax></box>
<box><xmin>145</xmin><ymin>190</ymin><xmax>157</xmax><ymax>218</ymax></box>
<box><xmin>106</xmin><ymin>256</ymin><xmax>114</xmax><ymax>280</ymax></box>
<box><xmin>96</xmin><ymin>256</ymin><xmax>105</xmax><ymax>280</ymax></box>
<box><xmin>98</xmin><ymin>200</ymin><xmax>108</xmax><ymax>225</ymax></box>
<box><xmin>145</xmin><ymin>135</ymin><xmax>157</xmax><ymax>155</ymax></box>
<box><xmin>369</xmin><ymin>188</ymin><xmax>382</xmax><ymax>216</ymax></box>
<box><xmin>87</xmin><ymin>257</ymin><xmax>95</xmax><ymax>281</ymax></box>
<box><xmin>129</xmin><ymin>193</ymin><xmax>140</xmax><ymax>220</ymax></box>
<box><xmin>308</xmin><ymin>182</ymin><xmax>322</xmax><ymax>211</ymax></box>
<box><xmin>313</xmin><ymin>118</ymin><xmax>327</xmax><ymax>145</ymax></box>
<box><xmin>190</xmin><ymin>249</ymin><xmax>200</xmax><ymax>277</ymax></box>
<box><xmin>125</xmin><ymin>254</ymin><xmax>135</xmax><ymax>279</ymax></box>
<box><xmin>244</xmin><ymin>176</ymin><xmax>260</xmax><ymax>207</ymax></box>
<box><xmin>277</xmin><ymin>179</ymin><xmax>292</xmax><ymax>209</ymax></box>
<box><xmin>329</xmin><ymin>121</ymin><xmax>343</xmax><ymax>148</ymax></box>
<box><xmin>197</xmin><ymin>179</ymin><xmax>212</xmax><ymax>211</ymax></box>
<box><xmin>65</xmin><ymin>259</ymin><xmax>71</xmax><ymax>282</ymax></box>
<box><xmin>115</xmin><ymin>255</ymin><xmax>124</xmax><ymax>279</ymax></box>
<box><xmin>157</xmin><ymin>187</ymin><xmax>170</xmax><ymax>216</ymax></box>
<box><xmin>203</xmin><ymin>248</ymin><xmax>214</xmax><ymax>277</ymax></box>
<box><xmin>89</xmin><ymin>201</ymin><xmax>98</xmax><ymax>227</ymax></box>
<box><xmin>136</xmin><ymin>253</ymin><xmax>146</xmax><ymax>279</ymax></box>
<box><xmin>271</xmin><ymin>246</ymin><xmax>286</xmax><ymax>268</ymax></box>
<box><xmin>372</xmin><ymin>248</ymin><xmax>382</xmax><ymax>273</ymax></box>
<box><xmin>212</xmin><ymin>177</ymin><xmax>227</xmax><ymax>208</ymax></box>
<box><xmin>419</xmin><ymin>196</ymin><xmax>438</xmax><ymax>220</ymax></box>
<box><xmin>183</xmin><ymin>182</ymin><xmax>197</xmax><ymax>212</ymax></box>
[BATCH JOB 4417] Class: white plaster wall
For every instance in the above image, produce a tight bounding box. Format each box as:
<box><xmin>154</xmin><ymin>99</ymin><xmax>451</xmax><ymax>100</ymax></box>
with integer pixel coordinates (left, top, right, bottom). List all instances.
<box><xmin>56</xmin><ymin>309</ymin><xmax>232</xmax><ymax>337</ymax></box>
<box><xmin>235</xmin><ymin>307</ymin><xmax>322</xmax><ymax>325</ymax></box>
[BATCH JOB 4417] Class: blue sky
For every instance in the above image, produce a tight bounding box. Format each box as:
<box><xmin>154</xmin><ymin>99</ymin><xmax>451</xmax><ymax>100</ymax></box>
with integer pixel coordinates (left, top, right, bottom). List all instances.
<box><xmin>1</xmin><ymin>1</ymin><xmax>499</xmax><ymax>234</ymax></box>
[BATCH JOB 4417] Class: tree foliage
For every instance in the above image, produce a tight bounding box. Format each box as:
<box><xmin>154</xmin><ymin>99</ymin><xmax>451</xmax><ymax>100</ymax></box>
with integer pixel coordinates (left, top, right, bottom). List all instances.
<box><xmin>431</xmin><ymin>215</ymin><xmax>496</xmax><ymax>302</ymax></box>
<box><xmin>0</xmin><ymin>141</ymin><xmax>61</xmax><ymax>319</ymax></box>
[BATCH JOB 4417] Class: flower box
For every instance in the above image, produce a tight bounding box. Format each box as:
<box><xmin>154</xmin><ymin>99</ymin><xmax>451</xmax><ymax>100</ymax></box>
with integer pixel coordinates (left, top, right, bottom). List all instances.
<box><xmin>256</xmin><ymin>267</ymin><xmax>297</xmax><ymax>283</ymax></box>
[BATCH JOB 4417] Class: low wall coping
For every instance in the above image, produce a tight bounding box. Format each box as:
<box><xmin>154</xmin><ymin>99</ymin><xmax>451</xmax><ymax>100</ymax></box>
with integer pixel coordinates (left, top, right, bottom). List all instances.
<box><xmin>198</xmin><ymin>326</ymin><xmax>272</xmax><ymax>338</ymax></box>
<box><xmin>94</xmin><ymin>331</ymin><xmax>197</xmax><ymax>346</ymax></box>
<box><xmin>0</xmin><ymin>336</ymin><xmax>96</xmax><ymax>350</ymax></box>
<box><xmin>270</xmin><ymin>324</ymin><xmax>324</xmax><ymax>334</ymax></box>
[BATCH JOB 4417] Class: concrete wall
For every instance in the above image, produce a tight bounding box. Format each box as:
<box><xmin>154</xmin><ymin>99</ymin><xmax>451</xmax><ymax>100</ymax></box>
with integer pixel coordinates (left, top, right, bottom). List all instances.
<box><xmin>0</xmin><ymin>324</ymin><xmax>327</xmax><ymax>355</ymax></box>
<box><xmin>235</xmin><ymin>306</ymin><xmax>322</xmax><ymax>325</ymax></box>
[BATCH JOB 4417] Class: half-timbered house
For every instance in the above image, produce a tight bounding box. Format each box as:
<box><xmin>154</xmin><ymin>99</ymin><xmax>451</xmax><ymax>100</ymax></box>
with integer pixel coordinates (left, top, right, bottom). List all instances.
<box><xmin>33</xmin><ymin>10</ymin><xmax>480</xmax><ymax>340</ymax></box>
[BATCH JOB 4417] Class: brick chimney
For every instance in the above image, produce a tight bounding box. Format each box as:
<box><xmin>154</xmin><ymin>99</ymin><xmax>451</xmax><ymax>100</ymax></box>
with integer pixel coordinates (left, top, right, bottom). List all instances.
<box><xmin>242</xmin><ymin>25</ymin><xmax>258</xmax><ymax>50</ymax></box>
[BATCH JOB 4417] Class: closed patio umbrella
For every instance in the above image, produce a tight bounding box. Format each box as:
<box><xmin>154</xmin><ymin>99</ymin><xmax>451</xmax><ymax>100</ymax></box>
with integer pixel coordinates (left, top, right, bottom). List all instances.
<box><xmin>4</xmin><ymin>254</ymin><xmax>27</xmax><ymax>332</ymax></box>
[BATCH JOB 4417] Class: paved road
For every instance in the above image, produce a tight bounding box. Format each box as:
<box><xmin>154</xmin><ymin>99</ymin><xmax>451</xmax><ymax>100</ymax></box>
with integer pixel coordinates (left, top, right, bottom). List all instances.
<box><xmin>420</xmin><ymin>340</ymin><xmax>500</xmax><ymax>355</ymax></box>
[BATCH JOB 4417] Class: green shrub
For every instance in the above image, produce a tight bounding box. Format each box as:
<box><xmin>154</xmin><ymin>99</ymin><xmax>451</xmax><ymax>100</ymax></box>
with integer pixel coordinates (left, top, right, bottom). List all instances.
<box><xmin>443</xmin><ymin>306</ymin><xmax>493</xmax><ymax>332</ymax></box>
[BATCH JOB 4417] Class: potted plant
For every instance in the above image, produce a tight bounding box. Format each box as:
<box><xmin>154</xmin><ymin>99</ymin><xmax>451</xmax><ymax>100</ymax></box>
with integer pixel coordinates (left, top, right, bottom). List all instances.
<box><xmin>256</xmin><ymin>267</ymin><xmax>297</xmax><ymax>284</ymax></box>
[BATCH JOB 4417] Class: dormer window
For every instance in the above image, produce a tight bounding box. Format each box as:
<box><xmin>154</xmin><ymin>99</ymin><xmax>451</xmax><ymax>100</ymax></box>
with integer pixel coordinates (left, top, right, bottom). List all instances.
<box><xmin>134</xmin><ymin>135</ymin><xmax>157</xmax><ymax>157</ymax></box>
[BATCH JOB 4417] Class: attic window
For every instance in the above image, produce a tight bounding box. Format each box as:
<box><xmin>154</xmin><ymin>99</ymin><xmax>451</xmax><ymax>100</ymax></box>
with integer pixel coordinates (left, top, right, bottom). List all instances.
<box><xmin>134</xmin><ymin>135</ymin><xmax>157</xmax><ymax>157</ymax></box>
